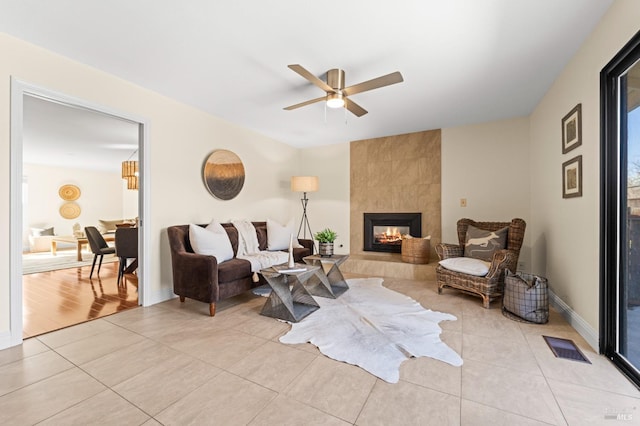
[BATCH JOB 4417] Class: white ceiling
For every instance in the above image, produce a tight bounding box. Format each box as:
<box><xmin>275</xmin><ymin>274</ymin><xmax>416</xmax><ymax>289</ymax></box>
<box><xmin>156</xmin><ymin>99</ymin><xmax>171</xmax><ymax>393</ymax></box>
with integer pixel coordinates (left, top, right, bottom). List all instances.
<box><xmin>3</xmin><ymin>0</ymin><xmax>614</xmax><ymax>168</ymax></box>
<box><xmin>22</xmin><ymin>95</ymin><xmax>139</xmax><ymax>172</ymax></box>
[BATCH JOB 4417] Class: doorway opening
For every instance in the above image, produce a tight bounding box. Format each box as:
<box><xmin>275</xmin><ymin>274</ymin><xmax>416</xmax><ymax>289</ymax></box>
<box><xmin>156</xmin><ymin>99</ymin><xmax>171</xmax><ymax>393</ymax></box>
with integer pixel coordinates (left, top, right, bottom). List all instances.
<box><xmin>9</xmin><ymin>79</ymin><xmax>149</xmax><ymax>347</ymax></box>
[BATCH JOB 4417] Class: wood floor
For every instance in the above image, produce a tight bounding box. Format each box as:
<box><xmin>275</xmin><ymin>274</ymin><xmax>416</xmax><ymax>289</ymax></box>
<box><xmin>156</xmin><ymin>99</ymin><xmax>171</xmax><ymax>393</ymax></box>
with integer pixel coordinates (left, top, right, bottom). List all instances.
<box><xmin>22</xmin><ymin>259</ymin><xmax>139</xmax><ymax>338</ymax></box>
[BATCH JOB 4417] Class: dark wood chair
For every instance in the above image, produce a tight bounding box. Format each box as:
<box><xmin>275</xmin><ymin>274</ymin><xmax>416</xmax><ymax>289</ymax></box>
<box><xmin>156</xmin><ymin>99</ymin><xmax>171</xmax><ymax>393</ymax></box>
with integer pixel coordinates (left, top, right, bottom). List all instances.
<box><xmin>115</xmin><ymin>227</ymin><xmax>138</xmax><ymax>285</ymax></box>
<box><xmin>84</xmin><ymin>226</ymin><xmax>116</xmax><ymax>279</ymax></box>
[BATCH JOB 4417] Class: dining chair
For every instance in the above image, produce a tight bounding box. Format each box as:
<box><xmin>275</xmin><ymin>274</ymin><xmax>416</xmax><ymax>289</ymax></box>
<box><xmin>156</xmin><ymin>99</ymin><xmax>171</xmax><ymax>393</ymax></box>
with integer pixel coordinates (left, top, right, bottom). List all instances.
<box><xmin>115</xmin><ymin>227</ymin><xmax>138</xmax><ymax>285</ymax></box>
<box><xmin>84</xmin><ymin>226</ymin><xmax>116</xmax><ymax>279</ymax></box>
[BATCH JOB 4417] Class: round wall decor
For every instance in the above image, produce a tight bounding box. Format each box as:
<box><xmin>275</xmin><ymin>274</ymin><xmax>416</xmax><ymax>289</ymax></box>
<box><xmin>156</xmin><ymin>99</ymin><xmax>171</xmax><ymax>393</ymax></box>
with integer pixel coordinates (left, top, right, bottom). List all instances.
<box><xmin>60</xmin><ymin>202</ymin><xmax>81</xmax><ymax>219</ymax></box>
<box><xmin>59</xmin><ymin>184</ymin><xmax>81</xmax><ymax>201</ymax></box>
<box><xmin>203</xmin><ymin>150</ymin><xmax>245</xmax><ymax>200</ymax></box>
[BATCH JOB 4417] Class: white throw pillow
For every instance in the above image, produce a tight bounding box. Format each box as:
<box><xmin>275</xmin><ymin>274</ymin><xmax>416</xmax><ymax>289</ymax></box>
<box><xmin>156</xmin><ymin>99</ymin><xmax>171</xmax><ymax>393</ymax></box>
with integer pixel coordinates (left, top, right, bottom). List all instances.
<box><xmin>267</xmin><ymin>218</ymin><xmax>303</xmax><ymax>250</ymax></box>
<box><xmin>439</xmin><ymin>257</ymin><xmax>491</xmax><ymax>277</ymax></box>
<box><xmin>98</xmin><ymin>219</ymin><xmax>121</xmax><ymax>234</ymax></box>
<box><xmin>205</xmin><ymin>219</ymin><xmax>226</xmax><ymax>234</ymax></box>
<box><xmin>31</xmin><ymin>226</ymin><xmax>54</xmax><ymax>237</ymax></box>
<box><xmin>189</xmin><ymin>223</ymin><xmax>234</xmax><ymax>263</ymax></box>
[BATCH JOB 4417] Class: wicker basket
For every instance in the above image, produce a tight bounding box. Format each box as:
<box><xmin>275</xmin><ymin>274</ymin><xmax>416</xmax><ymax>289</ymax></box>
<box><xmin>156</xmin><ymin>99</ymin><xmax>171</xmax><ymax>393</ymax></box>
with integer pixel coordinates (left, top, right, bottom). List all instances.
<box><xmin>502</xmin><ymin>271</ymin><xmax>549</xmax><ymax>323</ymax></box>
<box><xmin>401</xmin><ymin>237</ymin><xmax>430</xmax><ymax>264</ymax></box>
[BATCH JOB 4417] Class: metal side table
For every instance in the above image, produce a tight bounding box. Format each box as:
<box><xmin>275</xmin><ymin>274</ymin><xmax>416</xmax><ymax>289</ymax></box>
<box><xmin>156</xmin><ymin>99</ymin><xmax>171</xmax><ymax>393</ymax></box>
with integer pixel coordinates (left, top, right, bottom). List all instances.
<box><xmin>303</xmin><ymin>254</ymin><xmax>349</xmax><ymax>298</ymax></box>
<box><xmin>259</xmin><ymin>264</ymin><xmax>320</xmax><ymax>322</ymax></box>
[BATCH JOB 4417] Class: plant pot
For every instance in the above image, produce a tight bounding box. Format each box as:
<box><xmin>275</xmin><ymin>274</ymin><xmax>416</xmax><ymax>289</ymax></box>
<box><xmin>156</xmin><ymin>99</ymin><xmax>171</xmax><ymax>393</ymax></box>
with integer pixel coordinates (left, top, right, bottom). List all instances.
<box><xmin>318</xmin><ymin>242</ymin><xmax>334</xmax><ymax>257</ymax></box>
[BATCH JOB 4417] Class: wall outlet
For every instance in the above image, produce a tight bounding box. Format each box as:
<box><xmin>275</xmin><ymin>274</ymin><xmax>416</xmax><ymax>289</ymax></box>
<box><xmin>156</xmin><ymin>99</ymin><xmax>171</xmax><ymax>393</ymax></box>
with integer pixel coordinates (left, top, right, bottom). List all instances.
<box><xmin>460</xmin><ymin>198</ymin><xmax>467</xmax><ymax>207</ymax></box>
<box><xmin>518</xmin><ymin>261</ymin><xmax>525</xmax><ymax>271</ymax></box>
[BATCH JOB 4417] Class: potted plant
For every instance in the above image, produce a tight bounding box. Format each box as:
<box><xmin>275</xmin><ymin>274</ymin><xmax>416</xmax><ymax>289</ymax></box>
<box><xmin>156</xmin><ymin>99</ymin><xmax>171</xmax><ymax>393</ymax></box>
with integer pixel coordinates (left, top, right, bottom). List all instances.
<box><xmin>314</xmin><ymin>228</ymin><xmax>338</xmax><ymax>257</ymax></box>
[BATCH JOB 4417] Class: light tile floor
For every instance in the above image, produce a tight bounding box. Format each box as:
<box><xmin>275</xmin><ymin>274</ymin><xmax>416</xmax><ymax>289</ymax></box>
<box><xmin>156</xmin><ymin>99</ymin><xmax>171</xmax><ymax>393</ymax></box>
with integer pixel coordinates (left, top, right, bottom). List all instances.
<box><xmin>1</xmin><ymin>274</ymin><xmax>639</xmax><ymax>425</ymax></box>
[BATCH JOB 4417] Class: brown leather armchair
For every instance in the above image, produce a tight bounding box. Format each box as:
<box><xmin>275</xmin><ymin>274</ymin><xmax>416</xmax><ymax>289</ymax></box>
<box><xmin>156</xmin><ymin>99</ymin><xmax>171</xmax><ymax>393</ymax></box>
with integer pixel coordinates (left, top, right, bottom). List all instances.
<box><xmin>435</xmin><ymin>218</ymin><xmax>526</xmax><ymax>308</ymax></box>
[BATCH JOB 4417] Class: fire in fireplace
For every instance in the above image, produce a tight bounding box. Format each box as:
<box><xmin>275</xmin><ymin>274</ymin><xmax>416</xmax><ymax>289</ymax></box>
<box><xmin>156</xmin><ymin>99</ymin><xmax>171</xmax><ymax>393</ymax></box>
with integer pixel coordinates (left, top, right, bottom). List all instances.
<box><xmin>373</xmin><ymin>226</ymin><xmax>407</xmax><ymax>246</ymax></box>
<box><xmin>364</xmin><ymin>213</ymin><xmax>422</xmax><ymax>253</ymax></box>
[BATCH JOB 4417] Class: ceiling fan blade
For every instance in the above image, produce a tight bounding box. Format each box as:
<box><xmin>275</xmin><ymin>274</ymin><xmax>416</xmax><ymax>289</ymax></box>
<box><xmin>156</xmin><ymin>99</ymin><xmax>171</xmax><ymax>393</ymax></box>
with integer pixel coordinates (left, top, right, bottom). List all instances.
<box><xmin>283</xmin><ymin>96</ymin><xmax>326</xmax><ymax>111</ymax></box>
<box><xmin>343</xmin><ymin>71</ymin><xmax>404</xmax><ymax>97</ymax></box>
<box><xmin>288</xmin><ymin>64</ymin><xmax>334</xmax><ymax>93</ymax></box>
<box><xmin>345</xmin><ymin>98</ymin><xmax>368</xmax><ymax>117</ymax></box>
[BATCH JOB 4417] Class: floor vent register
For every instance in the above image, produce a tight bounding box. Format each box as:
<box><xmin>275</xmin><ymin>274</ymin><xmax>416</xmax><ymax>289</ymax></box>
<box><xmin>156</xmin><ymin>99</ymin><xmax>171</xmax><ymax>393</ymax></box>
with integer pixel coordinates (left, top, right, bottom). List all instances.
<box><xmin>543</xmin><ymin>335</ymin><xmax>591</xmax><ymax>364</ymax></box>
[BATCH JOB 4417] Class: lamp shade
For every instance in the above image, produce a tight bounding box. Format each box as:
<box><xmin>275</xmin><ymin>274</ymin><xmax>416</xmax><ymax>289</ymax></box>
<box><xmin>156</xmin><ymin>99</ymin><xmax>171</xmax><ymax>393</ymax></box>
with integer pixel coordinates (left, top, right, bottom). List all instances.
<box><xmin>121</xmin><ymin>160</ymin><xmax>138</xmax><ymax>178</ymax></box>
<box><xmin>291</xmin><ymin>176</ymin><xmax>319</xmax><ymax>192</ymax></box>
<box><xmin>126</xmin><ymin>175</ymin><xmax>139</xmax><ymax>190</ymax></box>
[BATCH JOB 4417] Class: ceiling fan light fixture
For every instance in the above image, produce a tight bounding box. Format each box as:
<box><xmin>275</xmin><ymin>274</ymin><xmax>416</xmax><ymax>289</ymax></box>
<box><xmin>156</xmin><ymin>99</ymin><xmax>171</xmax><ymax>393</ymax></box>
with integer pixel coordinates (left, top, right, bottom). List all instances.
<box><xmin>326</xmin><ymin>92</ymin><xmax>345</xmax><ymax>109</ymax></box>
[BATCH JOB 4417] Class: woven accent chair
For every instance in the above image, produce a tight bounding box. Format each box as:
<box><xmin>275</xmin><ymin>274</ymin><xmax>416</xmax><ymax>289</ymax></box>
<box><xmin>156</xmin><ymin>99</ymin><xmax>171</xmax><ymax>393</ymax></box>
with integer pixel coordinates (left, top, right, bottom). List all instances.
<box><xmin>435</xmin><ymin>218</ymin><xmax>526</xmax><ymax>308</ymax></box>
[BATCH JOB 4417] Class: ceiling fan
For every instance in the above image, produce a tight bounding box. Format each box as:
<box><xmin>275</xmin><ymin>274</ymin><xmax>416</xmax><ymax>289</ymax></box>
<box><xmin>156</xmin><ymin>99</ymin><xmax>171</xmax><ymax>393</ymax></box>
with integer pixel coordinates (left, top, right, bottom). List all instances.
<box><xmin>284</xmin><ymin>64</ymin><xmax>404</xmax><ymax>117</ymax></box>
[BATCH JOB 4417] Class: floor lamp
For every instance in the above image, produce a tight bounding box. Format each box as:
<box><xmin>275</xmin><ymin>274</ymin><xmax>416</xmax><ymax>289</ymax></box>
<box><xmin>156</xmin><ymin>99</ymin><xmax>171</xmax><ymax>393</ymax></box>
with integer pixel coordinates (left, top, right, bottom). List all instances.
<box><xmin>291</xmin><ymin>176</ymin><xmax>319</xmax><ymax>242</ymax></box>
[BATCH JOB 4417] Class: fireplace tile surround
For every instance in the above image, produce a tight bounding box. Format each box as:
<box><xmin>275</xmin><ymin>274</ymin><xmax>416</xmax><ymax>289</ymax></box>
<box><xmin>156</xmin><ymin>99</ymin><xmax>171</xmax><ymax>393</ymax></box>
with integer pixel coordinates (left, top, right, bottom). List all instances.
<box><xmin>348</xmin><ymin>129</ymin><xmax>441</xmax><ymax>262</ymax></box>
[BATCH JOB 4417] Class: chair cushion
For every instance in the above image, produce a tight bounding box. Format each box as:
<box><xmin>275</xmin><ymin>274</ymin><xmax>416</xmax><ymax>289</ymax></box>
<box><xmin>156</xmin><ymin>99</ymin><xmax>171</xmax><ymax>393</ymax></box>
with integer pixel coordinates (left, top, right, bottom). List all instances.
<box><xmin>464</xmin><ymin>225</ymin><xmax>508</xmax><ymax>261</ymax></box>
<box><xmin>189</xmin><ymin>223</ymin><xmax>234</xmax><ymax>263</ymax></box>
<box><xmin>439</xmin><ymin>257</ymin><xmax>490</xmax><ymax>276</ymax></box>
<box><xmin>218</xmin><ymin>258</ymin><xmax>252</xmax><ymax>282</ymax></box>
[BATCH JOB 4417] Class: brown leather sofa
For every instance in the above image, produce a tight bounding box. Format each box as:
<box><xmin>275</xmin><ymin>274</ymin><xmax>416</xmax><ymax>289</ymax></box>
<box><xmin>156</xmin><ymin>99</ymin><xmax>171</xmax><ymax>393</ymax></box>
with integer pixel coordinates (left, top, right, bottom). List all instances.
<box><xmin>167</xmin><ymin>222</ymin><xmax>313</xmax><ymax>316</ymax></box>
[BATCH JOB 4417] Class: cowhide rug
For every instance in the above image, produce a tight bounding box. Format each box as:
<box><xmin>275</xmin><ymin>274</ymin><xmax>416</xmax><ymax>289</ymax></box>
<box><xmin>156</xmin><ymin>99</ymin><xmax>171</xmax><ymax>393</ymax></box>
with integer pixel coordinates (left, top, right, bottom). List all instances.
<box><xmin>279</xmin><ymin>277</ymin><xmax>463</xmax><ymax>383</ymax></box>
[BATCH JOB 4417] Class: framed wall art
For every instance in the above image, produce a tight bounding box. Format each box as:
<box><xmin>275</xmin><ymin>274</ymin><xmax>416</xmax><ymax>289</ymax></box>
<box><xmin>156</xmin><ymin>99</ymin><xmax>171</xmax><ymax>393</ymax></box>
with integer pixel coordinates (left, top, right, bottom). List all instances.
<box><xmin>562</xmin><ymin>103</ymin><xmax>582</xmax><ymax>154</ymax></box>
<box><xmin>203</xmin><ymin>149</ymin><xmax>245</xmax><ymax>200</ymax></box>
<box><xmin>562</xmin><ymin>155</ymin><xmax>582</xmax><ymax>199</ymax></box>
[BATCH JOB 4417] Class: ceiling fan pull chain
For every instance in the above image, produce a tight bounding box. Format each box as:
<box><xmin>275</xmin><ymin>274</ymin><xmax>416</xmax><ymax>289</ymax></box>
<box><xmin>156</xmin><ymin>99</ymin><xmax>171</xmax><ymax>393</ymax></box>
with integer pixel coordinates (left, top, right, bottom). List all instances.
<box><xmin>344</xmin><ymin>105</ymin><xmax>348</xmax><ymax>125</ymax></box>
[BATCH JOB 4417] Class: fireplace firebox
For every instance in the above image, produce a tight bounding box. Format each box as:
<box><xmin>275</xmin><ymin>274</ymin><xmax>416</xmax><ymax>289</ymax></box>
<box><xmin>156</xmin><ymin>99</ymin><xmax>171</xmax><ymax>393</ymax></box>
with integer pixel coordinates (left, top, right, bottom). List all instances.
<box><xmin>363</xmin><ymin>213</ymin><xmax>422</xmax><ymax>253</ymax></box>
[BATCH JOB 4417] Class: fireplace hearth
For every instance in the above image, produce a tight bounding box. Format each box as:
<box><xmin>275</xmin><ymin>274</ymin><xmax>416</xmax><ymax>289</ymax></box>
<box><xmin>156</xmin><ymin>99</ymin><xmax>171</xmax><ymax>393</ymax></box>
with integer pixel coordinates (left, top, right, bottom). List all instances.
<box><xmin>364</xmin><ymin>213</ymin><xmax>422</xmax><ymax>253</ymax></box>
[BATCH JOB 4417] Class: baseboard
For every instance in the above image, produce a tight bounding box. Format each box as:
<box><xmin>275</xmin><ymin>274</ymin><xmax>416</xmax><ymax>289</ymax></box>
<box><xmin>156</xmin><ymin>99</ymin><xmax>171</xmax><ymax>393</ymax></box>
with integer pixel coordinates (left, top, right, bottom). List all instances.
<box><xmin>144</xmin><ymin>287</ymin><xmax>175</xmax><ymax>307</ymax></box>
<box><xmin>0</xmin><ymin>330</ymin><xmax>19</xmax><ymax>351</ymax></box>
<box><xmin>548</xmin><ymin>289</ymin><xmax>599</xmax><ymax>352</ymax></box>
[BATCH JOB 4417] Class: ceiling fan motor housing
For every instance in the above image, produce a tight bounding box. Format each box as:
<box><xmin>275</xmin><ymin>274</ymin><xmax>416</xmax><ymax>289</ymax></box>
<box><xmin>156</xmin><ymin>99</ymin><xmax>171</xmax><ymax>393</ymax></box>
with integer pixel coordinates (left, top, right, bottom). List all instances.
<box><xmin>327</xmin><ymin>69</ymin><xmax>345</xmax><ymax>91</ymax></box>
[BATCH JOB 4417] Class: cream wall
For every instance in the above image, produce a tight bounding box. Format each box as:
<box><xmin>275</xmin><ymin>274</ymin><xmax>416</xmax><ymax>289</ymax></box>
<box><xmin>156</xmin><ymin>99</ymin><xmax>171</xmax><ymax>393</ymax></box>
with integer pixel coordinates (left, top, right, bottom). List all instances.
<box><xmin>23</xmin><ymin>164</ymin><xmax>125</xmax><ymax>248</ymax></box>
<box><xmin>121</xmin><ymin>180</ymin><xmax>138</xmax><ymax>220</ymax></box>
<box><xmin>298</xmin><ymin>143</ymin><xmax>350</xmax><ymax>254</ymax></box>
<box><xmin>529</xmin><ymin>0</ymin><xmax>640</xmax><ymax>339</ymax></box>
<box><xmin>441</xmin><ymin>117</ymin><xmax>531</xmax><ymax>270</ymax></box>
<box><xmin>0</xmin><ymin>33</ymin><xmax>300</xmax><ymax>343</ymax></box>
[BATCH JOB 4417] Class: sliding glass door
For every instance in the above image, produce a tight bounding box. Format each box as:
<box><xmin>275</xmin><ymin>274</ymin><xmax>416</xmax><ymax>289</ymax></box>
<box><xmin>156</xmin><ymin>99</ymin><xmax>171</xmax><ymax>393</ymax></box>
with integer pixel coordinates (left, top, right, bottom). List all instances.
<box><xmin>601</xmin><ymin>30</ymin><xmax>640</xmax><ymax>387</ymax></box>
